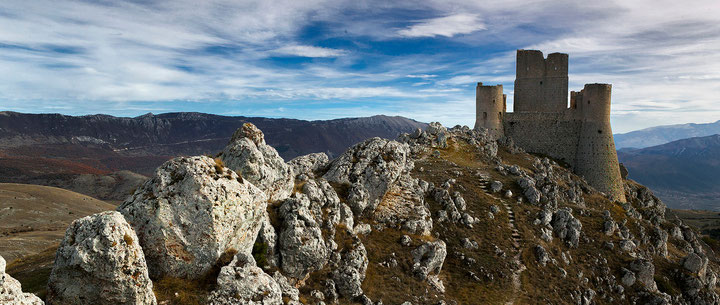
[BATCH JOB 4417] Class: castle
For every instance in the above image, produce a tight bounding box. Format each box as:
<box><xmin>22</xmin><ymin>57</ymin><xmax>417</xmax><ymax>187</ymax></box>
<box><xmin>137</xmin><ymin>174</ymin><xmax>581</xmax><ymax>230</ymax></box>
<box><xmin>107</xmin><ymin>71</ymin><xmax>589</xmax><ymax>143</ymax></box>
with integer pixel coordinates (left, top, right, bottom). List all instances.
<box><xmin>475</xmin><ymin>50</ymin><xmax>626</xmax><ymax>202</ymax></box>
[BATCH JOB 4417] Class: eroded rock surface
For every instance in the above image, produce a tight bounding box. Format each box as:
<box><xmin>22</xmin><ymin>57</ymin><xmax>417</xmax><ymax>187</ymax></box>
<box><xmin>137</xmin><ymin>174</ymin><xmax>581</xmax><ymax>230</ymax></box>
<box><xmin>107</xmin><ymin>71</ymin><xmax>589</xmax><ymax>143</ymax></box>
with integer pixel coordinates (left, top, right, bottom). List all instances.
<box><xmin>220</xmin><ymin>123</ymin><xmax>294</xmax><ymax>201</ymax></box>
<box><xmin>47</xmin><ymin>211</ymin><xmax>156</xmax><ymax>305</ymax></box>
<box><xmin>208</xmin><ymin>253</ymin><xmax>282</xmax><ymax>305</ymax></box>
<box><xmin>118</xmin><ymin>156</ymin><xmax>267</xmax><ymax>279</ymax></box>
<box><xmin>1</xmin><ymin>255</ymin><xmax>44</xmax><ymax>305</ymax></box>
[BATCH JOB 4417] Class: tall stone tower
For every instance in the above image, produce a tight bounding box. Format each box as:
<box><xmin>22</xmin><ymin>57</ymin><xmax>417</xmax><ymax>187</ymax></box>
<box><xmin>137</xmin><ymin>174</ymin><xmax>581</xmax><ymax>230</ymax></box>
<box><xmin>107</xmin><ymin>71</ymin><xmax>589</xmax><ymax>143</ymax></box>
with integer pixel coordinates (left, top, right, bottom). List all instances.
<box><xmin>474</xmin><ymin>50</ymin><xmax>627</xmax><ymax>202</ymax></box>
<box><xmin>573</xmin><ymin>84</ymin><xmax>626</xmax><ymax>201</ymax></box>
<box><xmin>474</xmin><ymin>83</ymin><xmax>505</xmax><ymax>139</ymax></box>
<box><xmin>514</xmin><ymin>50</ymin><xmax>569</xmax><ymax>112</ymax></box>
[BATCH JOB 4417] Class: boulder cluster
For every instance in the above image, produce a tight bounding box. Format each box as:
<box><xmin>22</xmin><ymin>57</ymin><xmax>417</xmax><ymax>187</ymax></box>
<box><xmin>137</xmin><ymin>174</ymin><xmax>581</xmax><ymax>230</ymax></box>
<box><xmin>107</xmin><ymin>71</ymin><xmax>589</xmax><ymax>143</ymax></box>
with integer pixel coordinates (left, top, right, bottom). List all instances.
<box><xmin>5</xmin><ymin>121</ymin><xmax>720</xmax><ymax>305</ymax></box>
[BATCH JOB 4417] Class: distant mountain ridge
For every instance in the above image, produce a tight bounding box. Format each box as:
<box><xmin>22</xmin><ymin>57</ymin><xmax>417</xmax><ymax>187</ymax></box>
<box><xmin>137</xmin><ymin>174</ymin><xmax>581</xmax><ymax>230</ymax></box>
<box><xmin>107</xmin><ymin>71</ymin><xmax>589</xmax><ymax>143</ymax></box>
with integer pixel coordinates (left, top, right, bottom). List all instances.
<box><xmin>0</xmin><ymin>111</ymin><xmax>426</xmax><ymax>199</ymax></box>
<box><xmin>614</xmin><ymin>120</ymin><xmax>720</xmax><ymax>149</ymax></box>
<box><xmin>618</xmin><ymin>134</ymin><xmax>720</xmax><ymax>210</ymax></box>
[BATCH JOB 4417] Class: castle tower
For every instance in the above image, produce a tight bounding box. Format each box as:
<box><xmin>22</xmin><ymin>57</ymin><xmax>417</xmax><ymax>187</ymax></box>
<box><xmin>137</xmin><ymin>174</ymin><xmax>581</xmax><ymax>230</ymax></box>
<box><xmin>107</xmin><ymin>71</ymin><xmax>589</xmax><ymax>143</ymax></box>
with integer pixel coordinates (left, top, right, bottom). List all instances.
<box><xmin>573</xmin><ymin>84</ymin><xmax>627</xmax><ymax>202</ymax></box>
<box><xmin>474</xmin><ymin>82</ymin><xmax>505</xmax><ymax>139</ymax></box>
<box><xmin>514</xmin><ymin>50</ymin><xmax>568</xmax><ymax>112</ymax></box>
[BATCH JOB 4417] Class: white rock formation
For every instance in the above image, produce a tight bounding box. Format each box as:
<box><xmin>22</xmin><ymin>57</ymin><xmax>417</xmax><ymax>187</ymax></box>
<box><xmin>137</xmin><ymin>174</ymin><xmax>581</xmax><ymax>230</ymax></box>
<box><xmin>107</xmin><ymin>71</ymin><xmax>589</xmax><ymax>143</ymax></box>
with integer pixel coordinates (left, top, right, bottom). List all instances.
<box><xmin>220</xmin><ymin>123</ymin><xmax>294</xmax><ymax>201</ymax></box>
<box><xmin>278</xmin><ymin>194</ymin><xmax>329</xmax><ymax>279</ymax></box>
<box><xmin>46</xmin><ymin>211</ymin><xmax>155</xmax><ymax>305</ymax></box>
<box><xmin>1</xmin><ymin>255</ymin><xmax>44</xmax><ymax>305</ymax></box>
<box><xmin>208</xmin><ymin>253</ymin><xmax>282</xmax><ymax>305</ymax></box>
<box><xmin>117</xmin><ymin>156</ymin><xmax>267</xmax><ymax>279</ymax></box>
<box><xmin>289</xmin><ymin>152</ymin><xmax>329</xmax><ymax>177</ymax></box>
<box><xmin>323</xmin><ymin>137</ymin><xmax>413</xmax><ymax>215</ymax></box>
<box><xmin>332</xmin><ymin>241</ymin><xmax>368</xmax><ymax>298</ymax></box>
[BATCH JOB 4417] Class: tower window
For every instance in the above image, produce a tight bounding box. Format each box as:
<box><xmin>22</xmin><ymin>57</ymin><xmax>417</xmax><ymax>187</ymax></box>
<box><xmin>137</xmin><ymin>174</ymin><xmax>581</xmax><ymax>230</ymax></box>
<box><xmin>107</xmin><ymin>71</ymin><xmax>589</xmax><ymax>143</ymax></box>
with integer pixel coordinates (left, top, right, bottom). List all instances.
<box><xmin>539</xmin><ymin>81</ymin><xmax>543</xmax><ymax>85</ymax></box>
<box><xmin>483</xmin><ymin>112</ymin><xmax>487</xmax><ymax>119</ymax></box>
<box><xmin>492</xmin><ymin>99</ymin><xmax>495</xmax><ymax>103</ymax></box>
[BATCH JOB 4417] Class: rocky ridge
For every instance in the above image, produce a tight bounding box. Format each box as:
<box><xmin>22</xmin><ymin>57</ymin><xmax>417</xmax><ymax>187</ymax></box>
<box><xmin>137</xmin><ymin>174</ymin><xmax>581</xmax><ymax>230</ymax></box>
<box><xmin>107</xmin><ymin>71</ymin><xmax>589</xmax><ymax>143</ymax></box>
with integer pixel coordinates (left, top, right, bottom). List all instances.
<box><xmin>10</xmin><ymin>121</ymin><xmax>719</xmax><ymax>304</ymax></box>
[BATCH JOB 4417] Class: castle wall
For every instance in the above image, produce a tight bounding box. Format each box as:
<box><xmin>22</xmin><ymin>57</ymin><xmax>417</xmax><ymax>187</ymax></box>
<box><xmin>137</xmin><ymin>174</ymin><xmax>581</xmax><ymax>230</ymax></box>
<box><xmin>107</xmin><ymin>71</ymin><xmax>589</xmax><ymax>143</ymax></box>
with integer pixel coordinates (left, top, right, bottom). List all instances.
<box><xmin>514</xmin><ymin>50</ymin><xmax>569</xmax><ymax>113</ymax></box>
<box><xmin>474</xmin><ymin>83</ymin><xmax>505</xmax><ymax>139</ymax></box>
<box><xmin>503</xmin><ymin>112</ymin><xmax>581</xmax><ymax>167</ymax></box>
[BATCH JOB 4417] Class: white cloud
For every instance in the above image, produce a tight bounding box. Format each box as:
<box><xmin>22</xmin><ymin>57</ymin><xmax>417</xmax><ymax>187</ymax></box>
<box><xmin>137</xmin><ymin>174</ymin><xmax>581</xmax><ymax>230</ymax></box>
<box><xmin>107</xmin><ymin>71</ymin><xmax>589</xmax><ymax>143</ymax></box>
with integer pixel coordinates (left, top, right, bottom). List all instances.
<box><xmin>273</xmin><ymin>45</ymin><xmax>347</xmax><ymax>57</ymax></box>
<box><xmin>397</xmin><ymin>13</ymin><xmax>486</xmax><ymax>38</ymax></box>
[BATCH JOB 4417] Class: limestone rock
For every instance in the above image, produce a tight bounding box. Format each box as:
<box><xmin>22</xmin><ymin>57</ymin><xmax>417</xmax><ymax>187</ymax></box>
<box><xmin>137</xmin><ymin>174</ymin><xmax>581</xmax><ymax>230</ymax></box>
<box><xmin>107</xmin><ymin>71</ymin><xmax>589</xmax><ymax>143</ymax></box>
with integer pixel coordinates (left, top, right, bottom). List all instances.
<box><xmin>208</xmin><ymin>253</ymin><xmax>282</xmax><ymax>305</ymax></box>
<box><xmin>278</xmin><ymin>195</ymin><xmax>329</xmax><ymax>279</ymax></box>
<box><xmin>411</xmin><ymin>241</ymin><xmax>447</xmax><ymax>281</ymax></box>
<box><xmin>332</xmin><ymin>241</ymin><xmax>369</xmax><ymax>298</ymax></box>
<box><xmin>490</xmin><ymin>180</ymin><xmax>503</xmax><ymax>193</ymax></box>
<box><xmin>117</xmin><ymin>156</ymin><xmax>268</xmax><ymax>279</ymax></box>
<box><xmin>535</xmin><ymin>245</ymin><xmax>550</xmax><ymax>266</ymax></box>
<box><xmin>373</xmin><ymin>175</ymin><xmax>433</xmax><ymax>235</ymax></box>
<box><xmin>629</xmin><ymin>259</ymin><xmax>657</xmax><ymax>292</ymax></box>
<box><xmin>1</xmin><ymin>255</ymin><xmax>44</xmax><ymax>305</ymax></box>
<box><xmin>47</xmin><ymin>211</ymin><xmax>156</xmax><ymax>305</ymax></box>
<box><xmin>272</xmin><ymin>271</ymin><xmax>300</xmax><ymax>303</ymax></box>
<box><xmin>289</xmin><ymin>152</ymin><xmax>329</xmax><ymax>177</ymax></box>
<box><xmin>517</xmin><ymin>176</ymin><xmax>541</xmax><ymax>204</ymax></box>
<box><xmin>684</xmin><ymin>253</ymin><xmax>708</xmax><ymax>276</ymax></box>
<box><xmin>551</xmin><ymin>208</ymin><xmax>582</xmax><ymax>248</ymax></box>
<box><xmin>220</xmin><ymin>123</ymin><xmax>294</xmax><ymax>201</ymax></box>
<box><xmin>323</xmin><ymin>137</ymin><xmax>413</xmax><ymax>215</ymax></box>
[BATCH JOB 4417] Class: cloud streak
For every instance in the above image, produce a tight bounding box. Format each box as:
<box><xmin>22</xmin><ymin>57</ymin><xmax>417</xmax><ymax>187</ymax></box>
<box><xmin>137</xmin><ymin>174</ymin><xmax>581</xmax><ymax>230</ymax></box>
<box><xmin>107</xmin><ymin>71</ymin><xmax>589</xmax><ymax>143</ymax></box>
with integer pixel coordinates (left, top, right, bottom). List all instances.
<box><xmin>0</xmin><ymin>0</ymin><xmax>718</xmax><ymax>133</ymax></box>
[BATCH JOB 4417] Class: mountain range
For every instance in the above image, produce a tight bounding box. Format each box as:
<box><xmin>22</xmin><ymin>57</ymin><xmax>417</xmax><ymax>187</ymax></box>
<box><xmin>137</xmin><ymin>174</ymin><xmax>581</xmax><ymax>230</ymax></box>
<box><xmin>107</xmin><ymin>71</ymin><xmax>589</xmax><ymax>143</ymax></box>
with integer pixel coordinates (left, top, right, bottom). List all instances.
<box><xmin>0</xmin><ymin>111</ymin><xmax>425</xmax><ymax>200</ymax></box>
<box><xmin>614</xmin><ymin>119</ymin><xmax>720</xmax><ymax>149</ymax></box>
<box><xmin>618</xmin><ymin>134</ymin><xmax>720</xmax><ymax>210</ymax></box>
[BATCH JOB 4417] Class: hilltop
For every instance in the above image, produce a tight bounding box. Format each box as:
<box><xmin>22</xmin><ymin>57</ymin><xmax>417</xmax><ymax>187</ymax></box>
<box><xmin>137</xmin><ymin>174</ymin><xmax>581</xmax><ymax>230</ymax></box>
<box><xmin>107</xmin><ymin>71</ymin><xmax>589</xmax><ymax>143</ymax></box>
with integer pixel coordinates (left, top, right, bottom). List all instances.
<box><xmin>2</xmin><ymin>122</ymin><xmax>719</xmax><ymax>305</ymax></box>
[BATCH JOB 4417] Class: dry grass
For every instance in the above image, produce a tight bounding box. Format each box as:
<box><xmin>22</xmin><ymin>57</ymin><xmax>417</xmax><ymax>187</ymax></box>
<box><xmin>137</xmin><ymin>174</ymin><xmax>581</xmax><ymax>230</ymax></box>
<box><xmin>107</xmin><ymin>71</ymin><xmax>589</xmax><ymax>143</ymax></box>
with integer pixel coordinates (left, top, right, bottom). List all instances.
<box><xmin>5</xmin><ymin>245</ymin><xmax>58</xmax><ymax>301</ymax></box>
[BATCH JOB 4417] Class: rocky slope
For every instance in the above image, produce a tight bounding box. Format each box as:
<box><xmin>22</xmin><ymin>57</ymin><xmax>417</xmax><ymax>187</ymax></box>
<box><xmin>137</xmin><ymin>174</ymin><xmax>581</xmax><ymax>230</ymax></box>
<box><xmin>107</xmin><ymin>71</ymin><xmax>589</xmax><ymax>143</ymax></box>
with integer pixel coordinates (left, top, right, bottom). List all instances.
<box><xmin>618</xmin><ymin>134</ymin><xmax>720</xmax><ymax>211</ymax></box>
<box><xmin>5</xmin><ymin>122</ymin><xmax>720</xmax><ymax>305</ymax></box>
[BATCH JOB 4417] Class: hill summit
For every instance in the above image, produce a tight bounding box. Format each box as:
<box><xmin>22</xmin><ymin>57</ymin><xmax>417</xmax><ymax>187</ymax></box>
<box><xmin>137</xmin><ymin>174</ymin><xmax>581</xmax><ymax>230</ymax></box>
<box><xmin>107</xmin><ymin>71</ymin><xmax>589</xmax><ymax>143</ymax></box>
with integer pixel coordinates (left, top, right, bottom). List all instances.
<box><xmin>2</xmin><ymin>122</ymin><xmax>719</xmax><ymax>305</ymax></box>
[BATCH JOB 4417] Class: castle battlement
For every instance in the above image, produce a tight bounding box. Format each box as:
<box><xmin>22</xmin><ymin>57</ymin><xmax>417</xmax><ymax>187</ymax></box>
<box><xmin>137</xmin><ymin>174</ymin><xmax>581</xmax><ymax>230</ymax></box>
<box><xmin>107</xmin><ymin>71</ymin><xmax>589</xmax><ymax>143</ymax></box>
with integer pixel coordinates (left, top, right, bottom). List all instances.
<box><xmin>476</xmin><ymin>50</ymin><xmax>626</xmax><ymax>202</ymax></box>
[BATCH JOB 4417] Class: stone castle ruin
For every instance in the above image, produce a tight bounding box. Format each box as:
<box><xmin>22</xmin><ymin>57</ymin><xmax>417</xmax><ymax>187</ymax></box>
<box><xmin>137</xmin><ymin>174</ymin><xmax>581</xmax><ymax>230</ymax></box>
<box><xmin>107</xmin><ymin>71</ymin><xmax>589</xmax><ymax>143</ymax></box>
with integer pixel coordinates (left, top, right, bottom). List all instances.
<box><xmin>475</xmin><ymin>50</ymin><xmax>626</xmax><ymax>202</ymax></box>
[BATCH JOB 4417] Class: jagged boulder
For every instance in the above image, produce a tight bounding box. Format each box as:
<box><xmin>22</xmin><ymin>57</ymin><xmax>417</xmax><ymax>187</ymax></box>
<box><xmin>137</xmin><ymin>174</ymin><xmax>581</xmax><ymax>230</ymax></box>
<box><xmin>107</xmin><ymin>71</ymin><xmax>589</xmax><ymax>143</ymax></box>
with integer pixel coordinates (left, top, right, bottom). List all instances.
<box><xmin>411</xmin><ymin>240</ymin><xmax>447</xmax><ymax>281</ymax></box>
<box><xmin>323</xmin><ymin>137</ymin><xmax>413</xmax><ymax>215</ymax></box>
<box><xmin>373</xmin><ymin>175</ymin><xmax>433</xmax><ymax>235</ymax></box>
<box><xmin>278</xmin><ymin>194</ymin><xmax>329</xmax><ymax>279</ymax></box>
<box><xmin>1</xmin><ymin>255</ymin><xmax>44</xmax><ymax>305</ymax></box>
<box><xmin>289</xmin><ymin>152</ymin><xmax>329</xmax><ymax>177</ymax></box>
<box><xmin>208</xmin><ymin>253</ymin><xmax>282</xmax><ymax>305</ymax></box>
<box><xmin>219</xmin><ymin>123</ymin><xmax>294</xmax><ymax>201</ymax></box>
<box><xmin>517</xmin><ymin>176</ymin><xmax>541</xmax><ymax>204</ymax></box>
<box><xmin>332</xmin><ymin>240</ymin><xmax>369</xmax><ymax>298</ymax></box>
<box><xmin>47</xmin><ymin>211</ymin><xmax>156</xmax><ymax>305</ymax></box>
<box><xmin>551</xmin><ymin>208</ymin><xmax>582</xmax><ymax>248</ymax></box>
<box><xmin>117</xmin><ymin>156</ymin><xmax>267</xmax><ymax>279</ymax></box>
<box><xmin>684</xmin><ymin>253</ymin><xmax>708</xmax><ymax>276</ymax></box>
<box><xmin>630</xmin><ymin>259</ymin><xmax>657</xmax><ymax>292</ymax></box>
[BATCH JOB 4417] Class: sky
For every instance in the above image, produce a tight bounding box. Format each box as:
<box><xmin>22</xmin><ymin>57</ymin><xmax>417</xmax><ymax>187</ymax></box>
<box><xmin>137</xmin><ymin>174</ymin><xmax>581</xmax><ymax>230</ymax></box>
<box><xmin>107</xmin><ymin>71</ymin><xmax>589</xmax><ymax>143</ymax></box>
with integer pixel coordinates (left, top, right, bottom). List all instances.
<box><xmin>0</xmin><ymin>0</ymin><xmax>719</xmax><ymax>133</ymax></box>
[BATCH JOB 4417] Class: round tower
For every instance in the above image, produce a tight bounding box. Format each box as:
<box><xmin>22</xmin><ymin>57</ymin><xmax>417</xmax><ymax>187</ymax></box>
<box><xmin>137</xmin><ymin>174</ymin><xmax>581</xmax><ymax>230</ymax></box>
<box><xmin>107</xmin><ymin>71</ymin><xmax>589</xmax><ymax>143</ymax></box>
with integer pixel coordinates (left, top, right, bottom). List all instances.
<box><xmin>574</xmin><ymin>84</ymin><xmax>627</xmax><ymax>202</ymax></box>
<box><xmin>474</xmin><ymin>82</ymin><xmax>505</xmax><ymax>139</ymax></box>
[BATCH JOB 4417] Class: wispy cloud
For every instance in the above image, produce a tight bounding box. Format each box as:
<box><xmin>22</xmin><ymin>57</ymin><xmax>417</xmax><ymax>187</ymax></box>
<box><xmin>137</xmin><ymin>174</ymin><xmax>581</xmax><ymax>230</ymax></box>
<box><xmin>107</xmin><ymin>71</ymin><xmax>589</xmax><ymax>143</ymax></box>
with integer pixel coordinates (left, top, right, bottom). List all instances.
<box><xmin>0</xmin><ymin>0</ymin><xmax>718</xmax><ymax>132</ymax></box>
<box><xmin>397</xmin><ymin>13</ymin><xmax>486</xmax><ymax>38</ymax></box>
<box><xmin>273</xmin><ymin>45</ymin><xmax>347</xmax><ymax>57</ymax></box>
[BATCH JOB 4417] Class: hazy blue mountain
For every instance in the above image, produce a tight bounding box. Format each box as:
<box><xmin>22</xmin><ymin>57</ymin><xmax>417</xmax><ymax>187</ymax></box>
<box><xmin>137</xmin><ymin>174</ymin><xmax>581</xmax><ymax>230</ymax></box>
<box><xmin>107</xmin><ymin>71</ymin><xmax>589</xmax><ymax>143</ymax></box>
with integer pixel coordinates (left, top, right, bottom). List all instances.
<box><xmin>614</xmin><ymin>120</ymin><xmax>720</xmax><ymax>149</ymax></box>
<box><xmin>618</xmin><ymin>134</ymin><xmax>720</xmax><ymax>210</ymax></box>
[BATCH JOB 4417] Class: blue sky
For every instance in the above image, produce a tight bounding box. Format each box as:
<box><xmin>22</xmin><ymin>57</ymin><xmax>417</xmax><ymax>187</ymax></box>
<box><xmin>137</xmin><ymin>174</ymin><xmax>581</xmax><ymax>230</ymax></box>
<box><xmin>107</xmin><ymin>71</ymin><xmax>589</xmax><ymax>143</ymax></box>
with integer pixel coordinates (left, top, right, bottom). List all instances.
<box><xmin>0</xmin><ymin>0</ymin><xmax>719</xmax><ymax>133</ymax></box>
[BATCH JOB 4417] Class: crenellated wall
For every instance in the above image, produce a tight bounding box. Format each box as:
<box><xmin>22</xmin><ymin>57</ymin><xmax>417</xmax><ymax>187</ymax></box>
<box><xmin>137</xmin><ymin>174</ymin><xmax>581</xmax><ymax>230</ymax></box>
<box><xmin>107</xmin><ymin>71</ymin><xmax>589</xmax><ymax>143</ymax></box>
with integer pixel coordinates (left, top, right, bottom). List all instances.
<box><xmin>476</xmin><ymin>50</ymin><xmax>626</xmax><ymax>202</ymax></box>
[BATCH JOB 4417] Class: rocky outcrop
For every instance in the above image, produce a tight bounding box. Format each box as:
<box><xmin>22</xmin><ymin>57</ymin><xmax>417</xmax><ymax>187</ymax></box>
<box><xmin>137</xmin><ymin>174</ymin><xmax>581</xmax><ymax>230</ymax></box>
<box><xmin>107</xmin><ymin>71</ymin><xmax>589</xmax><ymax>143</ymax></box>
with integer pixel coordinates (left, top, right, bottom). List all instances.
<box><xmin>47</xmin><ymin>211</ymin><xmax>156</xmax><ymax>305</ymax></box>
<box><xmin>323</xmin><ymin>137</ymin><xmax>413</xmax><ymax>216</ymax></box>
<box><xmin>332</xmin><ymin>240</ymin><xmax>368</xmax><ymax>298</ymax></box>
<box><xmin>117</xmin><ymin>156</ymin><xmax>267</xmax><ymax>279</ymax></box>
<box><xmin>219</xmin><ymin>123</ymin><xmax>294</xmax><ymax>201</ymax></box>
<box><xmin>289</xmin><ymin>153</ymin><xmax>329</xmax><ymax>177</ymax></box>
<box><xmin>411</xmin><ymin>240</ymin><xmax>447</xmax><ymax>281</ymax></box>
<box><xmin>551</xmin><ymin>208</ymin><xmax>582</xmax><ymax>248</ymax></box>
<box><xmin>278</xmin><ymin>194</ymin><xmax>329</xmax><ymax>279</ymax></box>
<box><xmin>208</xmin><ymin>253</ymin><xmax>282</xmax><ymax>305</ymax></box>
<box><xmin>1</xmin><ymin>255</ymin><xmax>44</xmax><ymax>305</ymax></box>
<box><xmin>373</xmin><ymin>175</ymin><xmax>433</xmax><ymax>235</ymax></box>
